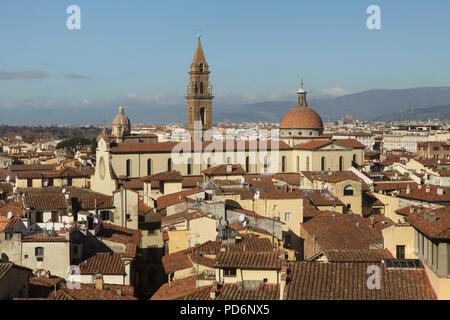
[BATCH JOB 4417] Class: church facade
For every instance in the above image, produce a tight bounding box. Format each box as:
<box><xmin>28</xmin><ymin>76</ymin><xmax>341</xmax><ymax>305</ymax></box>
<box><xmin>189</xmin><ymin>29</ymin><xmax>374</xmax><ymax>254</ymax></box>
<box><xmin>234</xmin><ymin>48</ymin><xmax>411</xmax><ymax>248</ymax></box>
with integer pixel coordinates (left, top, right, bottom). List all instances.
<box><xmin>91</xmin><ymin>37</ymin><xmax>365</xmax><ymax>195</ymax></box>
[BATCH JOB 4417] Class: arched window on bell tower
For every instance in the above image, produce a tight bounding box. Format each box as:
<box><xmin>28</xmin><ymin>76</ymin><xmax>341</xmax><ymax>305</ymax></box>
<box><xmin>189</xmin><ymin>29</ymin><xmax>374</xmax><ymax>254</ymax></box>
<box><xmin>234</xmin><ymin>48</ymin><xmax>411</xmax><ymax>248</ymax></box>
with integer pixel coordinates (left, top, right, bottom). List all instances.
<box><xmin>199</xmin><ymin>63</ymin><xmax>203</xmax><ymax>72</ymax></box>
<box><xmin>200</xmin><ymin>108</ymin><xmax>206</xmax><ymax>125</ymax></box>
<box><xmin>200</xmin><ymin>82</ymin><xmax>204</xmax><ymax>95</ymax></box>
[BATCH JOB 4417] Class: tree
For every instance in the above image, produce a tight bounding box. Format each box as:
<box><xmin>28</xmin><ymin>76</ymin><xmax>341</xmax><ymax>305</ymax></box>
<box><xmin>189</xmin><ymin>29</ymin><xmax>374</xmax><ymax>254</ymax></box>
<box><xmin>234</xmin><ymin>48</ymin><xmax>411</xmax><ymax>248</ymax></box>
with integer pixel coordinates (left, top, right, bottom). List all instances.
<box><xmin>56</xmin><ymin>137</ymin><xmax>91</xmax><ymax>150</ymax></box>
<box><xmin>90</xmin><ymin>137</ymin><xmax>98</xmax><ymax>154</ymax></box>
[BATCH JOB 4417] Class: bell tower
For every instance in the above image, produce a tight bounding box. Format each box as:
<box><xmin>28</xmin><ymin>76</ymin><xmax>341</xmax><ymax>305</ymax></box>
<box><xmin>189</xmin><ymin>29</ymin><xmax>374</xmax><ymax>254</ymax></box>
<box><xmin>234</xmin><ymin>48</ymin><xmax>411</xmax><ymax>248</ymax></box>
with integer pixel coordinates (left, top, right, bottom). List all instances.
<box><xmin>186</xmin><ymin>35</ymin><xmax>214</xmax><ymax>140</ymax></box>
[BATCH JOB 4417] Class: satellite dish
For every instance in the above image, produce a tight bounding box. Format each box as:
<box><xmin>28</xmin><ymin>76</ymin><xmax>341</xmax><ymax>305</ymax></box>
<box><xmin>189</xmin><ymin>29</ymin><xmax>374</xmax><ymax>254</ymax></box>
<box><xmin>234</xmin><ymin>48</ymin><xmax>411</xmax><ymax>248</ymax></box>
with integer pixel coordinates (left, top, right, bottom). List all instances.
<box><xmin>238</xmin><ymin>214</ymin><xmax>246</xmax><ymax>222</ymax></box>
<box><xmin>7</xmin><ymin>212</ymin><xmax>12</xmax><ymax>219</ymax></box>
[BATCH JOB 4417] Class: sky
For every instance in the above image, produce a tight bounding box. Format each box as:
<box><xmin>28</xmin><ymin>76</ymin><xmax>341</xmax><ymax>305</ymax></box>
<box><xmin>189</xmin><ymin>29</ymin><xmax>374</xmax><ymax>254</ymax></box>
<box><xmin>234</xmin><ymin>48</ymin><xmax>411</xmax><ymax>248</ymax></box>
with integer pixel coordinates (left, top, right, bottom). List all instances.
<box><xmin>0</xmin><ymin>0</ymin><xmax>450</xmax><ymax>124</ymax></box>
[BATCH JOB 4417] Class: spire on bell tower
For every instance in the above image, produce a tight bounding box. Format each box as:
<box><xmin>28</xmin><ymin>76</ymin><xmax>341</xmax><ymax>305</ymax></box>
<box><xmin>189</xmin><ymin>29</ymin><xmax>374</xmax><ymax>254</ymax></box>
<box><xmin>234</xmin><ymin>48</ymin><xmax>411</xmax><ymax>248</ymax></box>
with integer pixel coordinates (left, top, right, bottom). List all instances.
<box><xmin>186</xmin><ymin>35</ymin><xmax>214</xmax><ymax>140</ymax></box>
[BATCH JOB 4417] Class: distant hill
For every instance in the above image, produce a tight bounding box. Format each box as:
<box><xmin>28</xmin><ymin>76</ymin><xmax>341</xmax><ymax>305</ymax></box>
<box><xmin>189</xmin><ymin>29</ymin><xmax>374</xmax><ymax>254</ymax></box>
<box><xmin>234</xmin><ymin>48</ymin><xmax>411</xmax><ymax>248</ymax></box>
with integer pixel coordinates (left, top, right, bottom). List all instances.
<box><xmin>214</xmin><ymin>87</ymin><xmax>450</xmax><ymax>123</ymax></box>
<box><xmin>372</xmin><ymin>105</ymin><xmax>450</xmax><ymax>121</ymax></box>
<box><xmin>2</xmin><ymin>87</ymin><xmax>450</xmax><ymax>125</ymax></box>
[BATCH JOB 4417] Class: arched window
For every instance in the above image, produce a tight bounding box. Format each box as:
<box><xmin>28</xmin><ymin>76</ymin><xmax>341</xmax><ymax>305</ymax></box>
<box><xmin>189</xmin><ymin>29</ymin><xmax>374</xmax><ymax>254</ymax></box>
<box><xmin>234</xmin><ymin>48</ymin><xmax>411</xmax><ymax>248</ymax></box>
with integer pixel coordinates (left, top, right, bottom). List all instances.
<box><xmin>167</xmin><ymin>158</ymin><xmax>172</xmax><ymax>172</ymax></box>
<box><xmin>199</xmin><ymin>63</ymin><xmax>203</xmax><ymax>72</ymax></box>
<box><xmin>200</xmin><ymin>108</ymin><xmax>205</xmax><ymax>125</ymax></box>
<box><xmin>296</xmin><ymin>156</ymin><xmax>300</xmax><ymax>172</ymax></box>
<box><xmin>200</xmin><ymin>82</ymin><xmax>204</xmax><ymax>94</ymax></box>
<box><xmin>321</xmin><ymin>157</ymin><xmax>326</xmax><ymax>171</ymax></box>
<box><xmin>126</xmin><ymin>159</ymin><xmax>132</xmax><ymax>177</ymax></box>
<box><xmin>207</xmin><ymin>157</ymin><xmax>212</xmax><ymax>168</ymax></box>
<box><xmin>282</xmin><ymin>156</ymin><xmax>287</xmax><ymax>173</ymax></box>
<box><xmin>344</xmin><ymin>185</ymin><xmax>354</xmax><ymax>196</ymax></box>
<box><xmin>147</xmin><ymin>159</ymin><xmax>152</xmax><ymax>176</ymax></box>
<box><xmin>187</xmin><ymin>157</ymin><xmax>192</xmax><ymax>175</ymax></box>
<box><xmin>306</xmin><ymin>156</ymin><xmax>310</xmax><ymax>171</ymax></box>
<box><xmin>353</xmin><ymin>154</ymin><xmax>357</xmax><ymax>165</ymax></box>
<box><xmin>245</xmin><ymin>156</ymin><xmax>250</xmax><ymax>173</ymax></box>
<box><xmin>339</xmin><ymin>156</ymin><xmax>343</xmax><ymax>171</ymax></box>
<box><xmin>194</xmin><ymin>83</ymin><xmax>198</xmax><ymax>94</ymax></box>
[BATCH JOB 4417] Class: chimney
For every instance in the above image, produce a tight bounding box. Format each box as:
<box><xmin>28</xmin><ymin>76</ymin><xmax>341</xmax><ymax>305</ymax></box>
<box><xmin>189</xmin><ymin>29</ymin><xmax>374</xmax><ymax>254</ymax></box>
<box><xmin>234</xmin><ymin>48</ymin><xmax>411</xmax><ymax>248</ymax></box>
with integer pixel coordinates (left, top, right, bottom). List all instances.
<box><xmin>210</xmin><ymin>281</ymin><xmax>218</xmax><ymax>299</ymax></box>
<box><xmin>437</xmin><ymin>188</ymin><xmax>443</xmax><ymax>195</ymax></box>
<box><xmin>279</xmin><ymin>262</ymin><xmax>288</xmax><ymax>300</ymax></box>
<box><xmin>410</xmin><ymin>207</ymin><xmax>415</xmax><ymax>214</ymax></box>
<box><xmin>425</xmin><ymin>186</ymin><xmax>431</xmax><ymax>193</ymax></box>
<box><xmin>406</xmin><ymin>184</ymin><xmax>410</xmax><ymax>194</ymax></box>
<box><xmin>95</xmin><ymin>274</ymin><xmax>104</xmax><ymax>291</ymax></box>
<box><xmin>370</xmin><ymin>216</ymin><xmax>375</xmax><ymax>228</ymax></box>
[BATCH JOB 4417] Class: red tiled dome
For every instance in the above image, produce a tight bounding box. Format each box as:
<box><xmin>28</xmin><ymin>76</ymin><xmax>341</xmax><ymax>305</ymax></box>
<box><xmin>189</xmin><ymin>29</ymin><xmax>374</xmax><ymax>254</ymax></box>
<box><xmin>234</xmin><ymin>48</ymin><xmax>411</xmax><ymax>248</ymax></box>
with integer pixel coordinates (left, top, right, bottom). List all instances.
<box><xmin>280</xmin><ymin>105</ymin><xmax>324</xmax><ymax>129</ymax></box>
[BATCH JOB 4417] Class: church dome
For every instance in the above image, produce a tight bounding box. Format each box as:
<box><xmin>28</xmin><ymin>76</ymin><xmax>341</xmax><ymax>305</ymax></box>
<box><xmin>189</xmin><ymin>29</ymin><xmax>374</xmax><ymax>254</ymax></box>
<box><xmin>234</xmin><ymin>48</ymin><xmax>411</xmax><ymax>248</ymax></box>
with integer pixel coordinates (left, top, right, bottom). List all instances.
<box><xmin>280</xmin><ymin>81</ymin><xmax>324</xmax><ymax>130</ymax></box>
<box><xmin>280</xmin><ymin>105</ymin><xmax>324</xmax><ymax>129</ymax></box>
<box><xmin>113</xmin><ymin>106</ymin><xmax>130</xmax><ymax>127</ymax></box>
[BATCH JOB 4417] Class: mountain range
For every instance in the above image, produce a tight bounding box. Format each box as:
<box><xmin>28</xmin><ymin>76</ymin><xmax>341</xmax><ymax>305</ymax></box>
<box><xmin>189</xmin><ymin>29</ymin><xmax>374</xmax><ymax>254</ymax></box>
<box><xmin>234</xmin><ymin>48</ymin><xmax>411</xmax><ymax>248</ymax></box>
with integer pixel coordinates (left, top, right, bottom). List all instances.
<box><xmin>1</xmin><ymin>87</ymin><xmax>450</xmax><ymax>125</ymax></box>
<box><xmin>215</xmin><ymin>87</ymin><xmax>450</xmax><ymax>123</ymax></box>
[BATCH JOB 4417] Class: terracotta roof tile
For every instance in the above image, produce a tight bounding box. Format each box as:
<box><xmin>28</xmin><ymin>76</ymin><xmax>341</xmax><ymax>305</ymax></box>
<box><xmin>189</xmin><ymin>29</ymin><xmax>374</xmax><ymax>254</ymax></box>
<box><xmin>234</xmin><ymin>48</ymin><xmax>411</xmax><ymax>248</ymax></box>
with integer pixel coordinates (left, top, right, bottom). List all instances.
<box><xmin>285</xmin><ymin>262</ymin><xmax>436</xmax><ymax>300</ymax></box>
<box><xmin>80</xmin><ymin>252</ymin><xmax>125</xmax><ymax>275</ymax></box>
<box><xmin>322</xmin><ymin>249</ymin><xmax>391</xmax><ymax>262</ymax></box>
<box><xmin>215</xmin><ymin>251</ymin><xmax>282</xmax><ymax>270</ymax></box>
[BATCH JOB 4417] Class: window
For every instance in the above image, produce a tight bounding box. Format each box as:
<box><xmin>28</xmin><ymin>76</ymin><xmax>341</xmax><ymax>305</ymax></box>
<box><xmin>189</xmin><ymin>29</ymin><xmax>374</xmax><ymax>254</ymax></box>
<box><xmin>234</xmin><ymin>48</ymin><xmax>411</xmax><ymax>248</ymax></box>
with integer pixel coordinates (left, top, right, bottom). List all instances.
<box><xmin>147</xmin><ymin>159</ymin><xmax>152</xmax><ymax>176</ymax></box>
<box><xmin>101</xmin><ymin>211</ymin><xmax>112</xmax><ymax>221</ymax></box>
<box><xmin>284</xmin><ymin>235</ymin><xmax>291</xmax><ymax>248</ymax></box>
<box><xmin>285</xmin><ymin>212</ymin><xmax>291</xmax><ymax>222</ymax></box>
<box><xmin>264</xmin><ymin>156</ymin><xmax>269</xmax><ymax>173</ymax></box>
<box><xmin>27</xmin><ymin>179</ymin><xmax>32</xmax><ymax>187</ymax></box>
<box><xmin>224</xmin><ymin>268</ymin><xmax>237</xmax><ymax>276</ymax></box>
<box><xmin>296</xmin><ymin>156</ymin><xmax>300</xmax><ymax>172</ymax></box>
<box><xmin>200</xmin><ymin>82</ymin><xmax>204</xmax><ymax>94</ymax></box>
<box><xmin>35</xmin><ymin>247</ymin><xmax>44</xmax><ymax>261</ymax></box>
<box><xmin>51</xmin><ymin>211</ymin><xmax>58</xmax><ymax>223</ymax></box>
<box><xmin>396</xmin><ymin>245</ymin><xmax>405</xmax><ymax>259</ymax></box>
<box><xmin>187</xmin><ymin>157</ymin><xmax>192</xmax><ymax>175</ymax></box>
<box><xmin>207</xmin><ymin>157</ymin><xmax>212</xmax><ymax>169</ymax></box>
<box><xmin>245</xmin><ymin>156</ymin><xmax>250</xmax><ymax>173</ymax></box>
<box><xmin>352</xmin><ymin>154</ymin><xmax>357</xmax><ymax>165</ymax></box>
<box><xmin>200</xmin><ymin>108</ymin><xmax>205</xmax><ymax>125</ymax></box>
<box><xmin>344</xmin><ymin>185</ymin><xmax>354</xmax><ymax>196</ymax></box>
<box><xmin>167</xmin><ymin>158</ymin><xmax>172</xmax><ymax>172</ymax></box>
<box><xmin>339</xmin><ymin>156</ymin><xmax>344</xmax><ymax>171</ymax></box>
<box><xmin>35</xmin><ymin>212</ymin><xmax>43</xmax><ymax>223</ymax></box>
<box><xmin>321</xmin><ymin>157</ymin><xmax>326</xmax><ymax>171</ymax></box>
<box><xmin>281</xmin><ymin>156</ymin><xmax>287</xmax><ymax>173</ymax></box>
<box><xmin>126</xmin><ymin>159</ymin><xmax>132</xmax><ymax>177</ymax></box>
<box><xmin>226</xmin><ymin>157</ymin><xmax>232</xmax><ymax>164</ymax></box>
<box><xmin>306</xmin><ymin>157</ymin><xmax>309</xmax><ymax>171</ymax></box>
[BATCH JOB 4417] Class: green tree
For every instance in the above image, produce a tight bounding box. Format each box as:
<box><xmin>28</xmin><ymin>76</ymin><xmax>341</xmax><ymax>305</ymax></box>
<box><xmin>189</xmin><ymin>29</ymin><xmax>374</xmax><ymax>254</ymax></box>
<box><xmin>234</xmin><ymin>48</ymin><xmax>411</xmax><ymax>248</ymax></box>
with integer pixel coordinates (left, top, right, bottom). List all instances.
<box><xmin>56</xmin><ymin>137</ymin><xmax>91</xmax><ymax>150</ymax></box>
